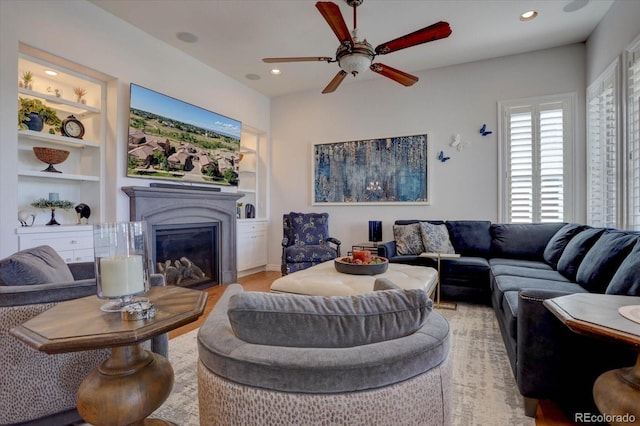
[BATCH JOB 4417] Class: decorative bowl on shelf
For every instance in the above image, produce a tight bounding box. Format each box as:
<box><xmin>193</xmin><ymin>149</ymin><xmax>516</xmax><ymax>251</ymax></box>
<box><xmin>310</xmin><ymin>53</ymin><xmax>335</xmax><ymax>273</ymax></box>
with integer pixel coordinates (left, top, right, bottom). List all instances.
<box><xmin>32</xmin><ymin>147</ymin><xmax>69</xmax><ymax>173</ymax></box>
<box><xmin>334</xmin><ymin>256</ymin><xmax>389</xmax><ymax>275</ymax></box>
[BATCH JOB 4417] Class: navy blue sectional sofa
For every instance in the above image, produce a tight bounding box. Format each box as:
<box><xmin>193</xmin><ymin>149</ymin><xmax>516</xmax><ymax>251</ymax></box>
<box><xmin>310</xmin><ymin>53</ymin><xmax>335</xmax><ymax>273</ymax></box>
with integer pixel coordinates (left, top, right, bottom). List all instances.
<box><xmin>378</xmin><ymin>220</ymin><xmax>640</xmax><ymax>416</ymax></box>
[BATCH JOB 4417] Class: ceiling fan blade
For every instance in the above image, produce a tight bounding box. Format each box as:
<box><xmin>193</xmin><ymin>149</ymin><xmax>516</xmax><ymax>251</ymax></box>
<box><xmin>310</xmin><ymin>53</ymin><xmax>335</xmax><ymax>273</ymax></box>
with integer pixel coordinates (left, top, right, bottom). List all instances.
<box><xmin>375</xmin><ymin>21</ymin><xmax>452</xmax><ymax>55</ymax></box>
<box><xmin>322</xmin><ymin>70</ymin><xmax>348</xmax><ymax>94</ymax></box>
<box><xmin>263</xmin><ymin>57</ymin><xmax>333</xmax><ymax>63</ymax></box>
<box><xmin>316</xmin><ymin>1</ymin><xmax>354</xmax><ymax>47</ymax></box>
<box><xmin>370</xmin><ymin>63</ymin><xmax>419</xmax><ymax>87</ymax></box>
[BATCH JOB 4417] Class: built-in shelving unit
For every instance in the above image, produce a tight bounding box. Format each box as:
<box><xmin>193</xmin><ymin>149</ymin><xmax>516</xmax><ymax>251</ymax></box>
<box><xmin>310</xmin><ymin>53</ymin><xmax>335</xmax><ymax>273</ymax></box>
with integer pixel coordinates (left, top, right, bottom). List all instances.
<box><xmin>15</xmin><ymin>49</ymin><xmax>107</xmax><ymax>261</ymax></box>
<box><xmin>237</xmin><ymin>126</ymin><xmax>268</xmax><ymax>274</ymax></box>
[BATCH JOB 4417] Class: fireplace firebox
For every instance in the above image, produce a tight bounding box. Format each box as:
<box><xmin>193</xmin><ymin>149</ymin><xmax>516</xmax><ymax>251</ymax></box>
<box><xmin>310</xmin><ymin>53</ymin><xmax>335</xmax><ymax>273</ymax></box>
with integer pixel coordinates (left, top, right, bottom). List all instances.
<box><xmin>152</xmin><ymin>222</ymin><xmax>220</xmax><ymax>289</ymax></box>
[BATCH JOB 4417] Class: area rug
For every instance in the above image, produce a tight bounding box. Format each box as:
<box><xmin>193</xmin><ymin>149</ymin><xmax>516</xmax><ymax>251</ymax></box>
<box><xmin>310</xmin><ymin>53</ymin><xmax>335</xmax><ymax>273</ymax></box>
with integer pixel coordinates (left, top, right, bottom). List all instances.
<box><xmin>153</xmin><ymin>303</ymin><xmax>535</xmax><ymax>426</ymax></box>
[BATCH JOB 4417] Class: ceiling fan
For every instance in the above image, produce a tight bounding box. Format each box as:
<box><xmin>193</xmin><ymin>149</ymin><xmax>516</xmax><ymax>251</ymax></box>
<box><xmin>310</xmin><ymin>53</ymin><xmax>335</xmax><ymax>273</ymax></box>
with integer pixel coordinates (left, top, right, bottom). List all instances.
<box><xmin>263</xmin><ymin>0</ymin><xmax>452</xmax><ymax>94</ymax></box>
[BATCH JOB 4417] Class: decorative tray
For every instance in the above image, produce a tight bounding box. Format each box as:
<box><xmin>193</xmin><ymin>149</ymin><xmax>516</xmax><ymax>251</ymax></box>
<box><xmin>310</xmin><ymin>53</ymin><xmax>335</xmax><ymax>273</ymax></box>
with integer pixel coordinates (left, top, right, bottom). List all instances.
<box><xmin>334</xmin><ymin>256</ymin><xmax>389</xmax><ymax>275</ymax></box>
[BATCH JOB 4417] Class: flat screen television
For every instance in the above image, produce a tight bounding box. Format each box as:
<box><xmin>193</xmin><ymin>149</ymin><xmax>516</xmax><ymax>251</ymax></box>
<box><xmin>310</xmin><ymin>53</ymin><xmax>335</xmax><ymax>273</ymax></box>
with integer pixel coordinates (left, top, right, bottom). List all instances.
<box><xmin>127</xmin><ymin>83</ymin><xmax>242</xmax><ymax>187</ymax></box>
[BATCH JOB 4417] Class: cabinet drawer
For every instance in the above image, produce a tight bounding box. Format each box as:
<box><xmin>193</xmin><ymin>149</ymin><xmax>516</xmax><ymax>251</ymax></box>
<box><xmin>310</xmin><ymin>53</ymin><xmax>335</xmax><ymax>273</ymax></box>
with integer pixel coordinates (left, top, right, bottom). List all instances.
<box><xmin>58</xmin><ymin>248</ymin><xmax>94</xmax><ymax>264</ymax></box>
<box><xmin>20</xmin><ymin>232</ymin><xmax>93</xmax><ymax>252</ymax></box>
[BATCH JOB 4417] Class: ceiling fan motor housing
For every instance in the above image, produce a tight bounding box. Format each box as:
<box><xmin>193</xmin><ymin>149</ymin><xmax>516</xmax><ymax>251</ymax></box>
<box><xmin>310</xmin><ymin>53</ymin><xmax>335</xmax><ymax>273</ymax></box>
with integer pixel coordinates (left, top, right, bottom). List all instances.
<box><xmin>336</xmin><ymin>40</ymin><xmax>374</xmax><ymax>76</ymax></box>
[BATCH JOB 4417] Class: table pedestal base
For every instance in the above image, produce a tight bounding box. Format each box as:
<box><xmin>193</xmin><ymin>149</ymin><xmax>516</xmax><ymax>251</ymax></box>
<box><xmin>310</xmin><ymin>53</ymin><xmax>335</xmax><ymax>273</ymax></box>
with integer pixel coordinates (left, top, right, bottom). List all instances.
<box><xmin>78</xmin><ymin>344</ymin><xmax>174</xmax><ymax>425</ymax></box>
<box><xmin>593</xmin><ymin>353</ymin><xmax>640</xmax><ymax>426</ymax></box>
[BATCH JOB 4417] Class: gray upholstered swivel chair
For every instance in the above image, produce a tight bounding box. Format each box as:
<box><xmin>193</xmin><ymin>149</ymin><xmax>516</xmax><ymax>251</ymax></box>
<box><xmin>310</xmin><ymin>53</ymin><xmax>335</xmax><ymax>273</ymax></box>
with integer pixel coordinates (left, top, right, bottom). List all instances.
<box><xmin>197</xmin><ymin>280</ymin><xmax>452</xmax><ymax>425</ymax></box>
<box><xmin>0</xmin><ymin>245</ymin><xmax>167</xmax><ymax>426</ymax></box>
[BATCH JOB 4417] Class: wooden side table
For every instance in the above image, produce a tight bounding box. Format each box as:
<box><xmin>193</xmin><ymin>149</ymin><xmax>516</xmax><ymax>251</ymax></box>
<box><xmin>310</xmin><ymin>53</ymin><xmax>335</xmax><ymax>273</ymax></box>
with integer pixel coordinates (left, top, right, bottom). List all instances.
<box><xmin>419</xmin><ymin>252</ymin><xmax>461</xmax><ymax>310</ymax></box>
<box><xmin>10</xmin><ymin>285</ymin><xmax>207</xmax><ymax>426</ymax></box>
<box><xmin>544</xmin><ymin>293</ymin><xmax>640</xmax><ymax>425</ymax></box>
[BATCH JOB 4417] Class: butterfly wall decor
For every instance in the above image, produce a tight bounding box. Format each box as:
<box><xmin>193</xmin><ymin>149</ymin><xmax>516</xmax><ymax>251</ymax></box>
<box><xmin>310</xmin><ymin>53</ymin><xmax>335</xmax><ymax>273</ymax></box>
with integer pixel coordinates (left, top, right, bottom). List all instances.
<box><xmin>438</xmin><ymin>150</ymin><xmax>451</xmax><ymax>162</ymax></box>
<box><xmin>480</xmin><ymin>124</ymin><xmax>493</xmax><ymax>136</ymax></box>
<box><xmin>450</xmin><ymin>133</ymin><xmax>467</xmax><ymax>151</ymax></box>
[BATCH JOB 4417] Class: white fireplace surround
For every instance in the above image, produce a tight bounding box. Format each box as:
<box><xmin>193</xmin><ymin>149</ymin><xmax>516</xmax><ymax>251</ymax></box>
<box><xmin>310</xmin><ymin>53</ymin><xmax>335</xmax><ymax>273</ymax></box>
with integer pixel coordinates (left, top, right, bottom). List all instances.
<box><xmin>122</xmin><ymin>186</ymin><xmax>243</xmax><ymax>285</ymax></box>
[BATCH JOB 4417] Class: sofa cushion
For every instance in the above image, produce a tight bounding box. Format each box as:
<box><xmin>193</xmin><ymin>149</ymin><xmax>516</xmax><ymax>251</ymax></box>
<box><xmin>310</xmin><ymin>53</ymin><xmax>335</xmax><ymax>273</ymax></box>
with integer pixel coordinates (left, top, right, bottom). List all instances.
<box><xmin>491</xmin><ymin>275</ymin><xmax>587</xmax><ymax>309</ymax></box>
<box><xmin>576</xmin><ymin>232</ymin><xmax>639</xmax><ymax>293</ymax></box>
<box><xmin>393</xmin><ymin>223</ymin><xmax>424</xmax><ymax>255</ymax></box>
<box><xmin>0</xmin><ymin>245</ymin><xmax>74</xmax><ymax>286</ymax></box>
<box><xmin>489</xmin><ymin>258</ymin><xmax>554</xmax><ymax>270</ymax></box>
<box><xmin>440</xmin><ymin>257</ymin><xmax>490</xmax><ymax>289</ymax></box>
<box><xmin>419</xmin><ymin>222</ymin><xmax>455</xmax><ymax>254</ymax></box>
<box><xmin>490</xmin><ymin>223</ymin><xmax>566</xmax><ymax>261</ymax></box>
<box><xmin>227</xmin><ymin>287</ymin><xmax>433</xmax><ymax>348</ymax></box>
<box><xmin>556</xmin><ymin>228</ymin><xmax>606</xmax><ymax>281</ymax></box>
<box><xmin>445</xmin><ymin>221</ymin><xmax>492</xmax><ymax>257</ymax></box>
<box><xmin>543</xmin><ymin>224</ymin><xmax>590</xmax><ymax>268</ymax></box>
<box><xmin>606</xmin><ymin>241</ymin><xmax>640</xmax><ymax>296</ymax></box>
<box><xmin>289</xmin><ymin>212</ymin><xmax>330</xmax><ymax>245</ymax></box>
<box><xmin>490</xmin><ymin>264</ymin><xmax>570</xmax><ymax>282</ymax></box>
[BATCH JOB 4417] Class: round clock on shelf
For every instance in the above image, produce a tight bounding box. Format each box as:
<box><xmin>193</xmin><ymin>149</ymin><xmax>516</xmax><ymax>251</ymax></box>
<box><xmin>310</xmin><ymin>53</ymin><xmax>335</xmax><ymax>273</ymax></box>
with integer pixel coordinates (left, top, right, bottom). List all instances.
<box><xmin>60</xmin><ymin>115</ymin><xmax>84</xmax><ymax>139</ymax></box>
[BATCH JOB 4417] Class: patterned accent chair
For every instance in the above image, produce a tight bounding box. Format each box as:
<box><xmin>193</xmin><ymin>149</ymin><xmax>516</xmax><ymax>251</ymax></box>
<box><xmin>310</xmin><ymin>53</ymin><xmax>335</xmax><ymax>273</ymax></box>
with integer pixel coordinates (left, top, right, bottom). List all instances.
<box><xmin>281</xmin><ymin>212</ymin><xmax>341</xmax><ymax>275</ymax></box>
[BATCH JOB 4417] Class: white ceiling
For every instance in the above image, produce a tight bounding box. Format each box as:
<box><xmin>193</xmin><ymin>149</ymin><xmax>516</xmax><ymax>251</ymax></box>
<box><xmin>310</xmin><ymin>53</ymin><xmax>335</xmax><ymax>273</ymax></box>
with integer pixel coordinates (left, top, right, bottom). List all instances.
<box><xmin>90</xmin><ymin>0</ymin><xmax>614</xmax><ymax>98</ymax></box>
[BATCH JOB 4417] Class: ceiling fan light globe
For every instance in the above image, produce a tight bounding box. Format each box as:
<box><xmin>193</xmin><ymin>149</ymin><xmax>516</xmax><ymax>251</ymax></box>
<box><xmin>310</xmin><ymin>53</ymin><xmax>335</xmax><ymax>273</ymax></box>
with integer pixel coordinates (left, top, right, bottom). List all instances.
<box><xmin>339</xmin><ymin>53</ymin><xmax>372</xmax><ymax>76</ymax></box>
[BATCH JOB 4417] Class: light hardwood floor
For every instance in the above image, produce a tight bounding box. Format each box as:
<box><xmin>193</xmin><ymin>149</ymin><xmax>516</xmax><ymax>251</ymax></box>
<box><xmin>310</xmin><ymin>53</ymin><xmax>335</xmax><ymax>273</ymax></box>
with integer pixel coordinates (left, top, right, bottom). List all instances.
<box><xmin>170</xmin><ymin>271</ymin><xmax>578</xmax><ymax>426</ymax></box>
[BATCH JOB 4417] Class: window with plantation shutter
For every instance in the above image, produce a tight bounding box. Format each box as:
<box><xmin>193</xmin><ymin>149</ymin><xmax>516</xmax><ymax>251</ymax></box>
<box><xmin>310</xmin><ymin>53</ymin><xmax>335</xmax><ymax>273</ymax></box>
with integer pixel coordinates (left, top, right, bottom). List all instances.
<box><xmin>499</xmin><ymin>94</ymin><xmax>575</xmax><ymax>223</ymax></box>
<box><xmin>627</xmin><ymin>41</ymin><xmax>640</xmax><ymax>230</ymax></box>
<box><xmin>587</xmin><ymin>59</ymin><xmax>619</xmax><ymax>228</ymax></box>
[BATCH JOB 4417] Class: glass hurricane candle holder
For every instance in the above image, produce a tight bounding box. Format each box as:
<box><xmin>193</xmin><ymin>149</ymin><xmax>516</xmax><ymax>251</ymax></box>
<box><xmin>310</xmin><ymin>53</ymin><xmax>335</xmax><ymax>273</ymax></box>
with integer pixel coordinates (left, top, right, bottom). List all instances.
<box><xmin>93</xmin><ymin>221</ymin><xmax>150</xmax><ymax>312</ymax></box>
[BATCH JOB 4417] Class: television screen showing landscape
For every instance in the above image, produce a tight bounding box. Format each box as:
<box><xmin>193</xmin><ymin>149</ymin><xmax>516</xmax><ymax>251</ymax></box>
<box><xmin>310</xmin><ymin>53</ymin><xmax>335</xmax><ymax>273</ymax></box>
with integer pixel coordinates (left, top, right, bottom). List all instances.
<box><xmin>127</xmin><ymin>83</ymin><xmax>242</xmax><ymax>186</ymax></box>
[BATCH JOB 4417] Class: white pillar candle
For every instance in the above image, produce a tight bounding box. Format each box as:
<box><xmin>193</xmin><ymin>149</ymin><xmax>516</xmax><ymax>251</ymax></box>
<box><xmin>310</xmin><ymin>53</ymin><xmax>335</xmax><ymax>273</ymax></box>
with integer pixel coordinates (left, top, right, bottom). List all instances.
<box><xmin>99</xmin><ymin>255</ymin><xmax>145</xmax><ymax>297</ymax></box>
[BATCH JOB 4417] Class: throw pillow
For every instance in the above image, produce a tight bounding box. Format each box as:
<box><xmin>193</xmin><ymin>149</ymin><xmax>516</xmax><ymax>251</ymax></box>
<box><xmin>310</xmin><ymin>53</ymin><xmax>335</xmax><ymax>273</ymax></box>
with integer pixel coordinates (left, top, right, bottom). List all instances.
<box><xmin>227</xmin><ymin>288</ymin><xmax>433</xmax><ymax>348</ymax></box>
<box><xmin>419</xmin><ymin>222</ymin><xmax>455</xmax><ymax>254</ymax></box>
<box><xmin>576</xmin><ymin>232</ymin><xmax>639</xmax><ymax>293</ymax></box>
<box><xmin>445</xmin><ymin>220</ymin><xmax>492</xmax><ymax>257</ymax></box>
<box><xmin>0</xmin><ymin>245</ymin><xmax>74</xmax><ymax>286</ymax></box>
<box><xmin>606</xmin><ymin>241</ymin><xmax>640</xmax><ymax>296</ymax></box>
<box><xmin>556</xmin><ymin>228</ymin><xmax>606</xmax><ymax>281</ymax></box>
<box><xmin>289</xmin><ymin>212</ymin><xmax>329</xmax><ymax>246</ymax></box>
<box><xmin>543</xmin><ymin>224</ymin><xmax>590</xmax><ymax>268</ymax></box>
<box><xmin>393</xmin><ymin>223</ymin><xmax>424</xmax><ymax>255</ymax></box>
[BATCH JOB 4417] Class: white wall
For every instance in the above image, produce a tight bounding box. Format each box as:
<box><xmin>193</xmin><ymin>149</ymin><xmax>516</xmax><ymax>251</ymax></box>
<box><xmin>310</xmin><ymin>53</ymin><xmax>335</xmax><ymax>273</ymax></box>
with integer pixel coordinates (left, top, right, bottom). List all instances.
<box><xmin>586</xmin><ymin>0</ymin><xmax>640</xmax><ymax>84</ymax></box>
<box><xmin>268</xmin><ymin>44</ymin><xmax>586</xmax><ymax>269</ymax></box>
<box><xmin>0</xmin><ymin>0</ymin><xmax>270</xmax><ymax>257</ymax></box>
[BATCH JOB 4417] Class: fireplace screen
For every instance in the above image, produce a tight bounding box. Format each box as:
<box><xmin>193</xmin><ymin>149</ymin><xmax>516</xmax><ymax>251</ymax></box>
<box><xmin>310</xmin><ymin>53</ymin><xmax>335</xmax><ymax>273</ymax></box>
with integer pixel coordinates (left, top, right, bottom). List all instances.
<box><xmin>152</xmin><ymin>222</ymin><xmax>219</xmax><ymax>288</ymax></box>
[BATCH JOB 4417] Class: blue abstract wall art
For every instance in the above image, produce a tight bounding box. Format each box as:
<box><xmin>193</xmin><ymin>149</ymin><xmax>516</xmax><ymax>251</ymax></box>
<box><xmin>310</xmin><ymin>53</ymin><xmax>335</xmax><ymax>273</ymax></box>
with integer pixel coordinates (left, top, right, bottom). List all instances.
<box><xmin>313</xmin><ymin>134</ymin><xmax>429</xmax><ymax>204</ymax></box>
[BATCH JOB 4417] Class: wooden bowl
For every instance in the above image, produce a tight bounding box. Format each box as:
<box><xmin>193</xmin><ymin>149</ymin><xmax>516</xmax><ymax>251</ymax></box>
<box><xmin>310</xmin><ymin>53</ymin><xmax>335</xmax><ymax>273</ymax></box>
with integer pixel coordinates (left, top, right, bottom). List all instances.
<box><xmin>334</xmin><ymin>256</ymin><xmax>389</xmax><ymax>275</ymax></box>
<box><xmin>33</xmin><ymin>147</ymin><xmax>69</xmax><ymax>172</ymax></box>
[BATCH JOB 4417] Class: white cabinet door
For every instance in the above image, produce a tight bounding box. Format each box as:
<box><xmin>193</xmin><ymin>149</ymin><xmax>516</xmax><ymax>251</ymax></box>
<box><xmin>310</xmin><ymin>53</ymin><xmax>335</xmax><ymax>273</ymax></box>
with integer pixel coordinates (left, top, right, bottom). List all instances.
<box><xmin>19</xmin><ymin>228</ymin><xmax>94</xmax><ymax>263</ymax></box>
<box><xmin>237</xmin><ymin>220</ymin><xmax>267</xmax><ymax>271</ymax></box>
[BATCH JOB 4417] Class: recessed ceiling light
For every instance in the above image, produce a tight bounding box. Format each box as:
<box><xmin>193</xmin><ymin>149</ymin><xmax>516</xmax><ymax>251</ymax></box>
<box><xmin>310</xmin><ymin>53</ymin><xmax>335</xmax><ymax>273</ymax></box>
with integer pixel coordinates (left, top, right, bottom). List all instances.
<box><xmin>245</xmin><ymin>73</ymin><xmax>261</xmax><ymax>81</ymax></box>
<box><xmin>270</xmin><ymin>69</ymin><xmax>281</xmax><ymax>75</ymax></box>
<box><xmin>520</xmin><ymin>10</ymin><xmax>538</xmax><ymax>21</ymax></box>
<box><xmin>176</xmin><ymin>32</ymin><xmax>198</xmax><ymax>43</ymax></box>
<box><xmin>44</xmin><ymin>70</ymin><xmax>58</xmax><ymax>76</ymax></box>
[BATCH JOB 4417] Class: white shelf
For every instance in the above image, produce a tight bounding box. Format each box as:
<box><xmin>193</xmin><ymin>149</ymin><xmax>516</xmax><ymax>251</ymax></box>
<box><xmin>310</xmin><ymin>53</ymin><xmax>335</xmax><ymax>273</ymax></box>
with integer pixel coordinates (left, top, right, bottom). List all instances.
<box><xmin>19</xmin><ymin>169</ymin><xmax>99</xmax><ymax>182</ymax></box>
<box><xmin>19</xmin><ymin>87</ymin><xmax>100</xmax><ymax>115</ymax></box>
<box><xmin>18</xmin><ymin>129</ymin><xmax>100</xmax><ymax>148</ymax></box>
